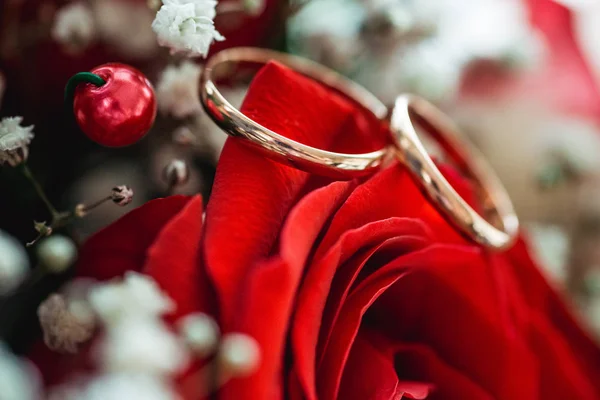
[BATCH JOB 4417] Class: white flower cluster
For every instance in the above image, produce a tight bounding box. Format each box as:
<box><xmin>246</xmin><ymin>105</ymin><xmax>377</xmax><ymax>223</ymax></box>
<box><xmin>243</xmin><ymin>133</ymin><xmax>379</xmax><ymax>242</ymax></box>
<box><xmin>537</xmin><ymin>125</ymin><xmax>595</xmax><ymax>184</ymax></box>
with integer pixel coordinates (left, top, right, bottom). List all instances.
<box><xmin>152</xmin><ymin>0</ymin><xmax>224</xmax><ymax>57</ymax></box>
<box><xmin>45</xmin><ymin>272</ymin><xmax>261</xmax><ymax>398</ymax></box>
<box><xmin>48</xmin><ymin>272</ymin><xmax>186</xmax><ymax>399</ymax></box>
<box><xmin>0</xmin><ymin>117</ymin><xmax>34</xmax><ymax>166</ymax></box>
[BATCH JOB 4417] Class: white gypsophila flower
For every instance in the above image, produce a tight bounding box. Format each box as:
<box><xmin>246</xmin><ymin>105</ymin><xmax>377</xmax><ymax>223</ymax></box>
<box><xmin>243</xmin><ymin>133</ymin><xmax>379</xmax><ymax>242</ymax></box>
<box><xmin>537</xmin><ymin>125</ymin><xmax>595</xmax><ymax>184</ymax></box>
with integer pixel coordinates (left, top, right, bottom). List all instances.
<box><xmin>93</xmin><ymin>0</ymin><xmax>159</xmax><ymax>60</ymax></box>
<box><xmin>152</xmin><ymin>0</ymin><xmax>221</xmax><ymax>55</ymax></box>
<box><xmin>49</xmin><ymin>373</ymin><xmax>178</xmax><ymax>400</ymax></box>
<box><xmin>0</xmin><ymin>117</ymin><xmax>34</xmax><ymax>166</ymax></box>
<box><xmin>98</xmin><ymin>318</ymin><xmax>188</xmax><ymax>375</ymax></box>
<box><xmin>152</xmin><ymin>0</ymin><xmax>224</xmax><ymax>57</ymax></box>
<box><xmin>38</xmin><ymin>294</ymin><xmax>95</xmax><ymax>354</ymax></box>
<box><xmin>88</xmin><ymin>272</ymin><xmax>174</xmax><ymax>325</ymax></box>
<box><xmin>0</xmin><ymin>343</ymin><xmax>42</xmax><ymax>400</ymax></box>
<box><xmin>60</xmin><ymin>278</ymin><xmax>97</xmax><ymax>324</ymax></box>
<box><xmin>37</xmin><ymin>235</ymin><xmax>78</xmax><ymax>274</ymax></box>
<box><xmin>51</xmin><ymin>2</ymin><xmax>96</xmax><ymax>51</ymax></box>
<box><xmin>156</xmin><ymin>62</ymin><xmax>202</xmax><ymax>118</ymax></box>
<box><xmin>0</xmin><ymin>230</ymin><xmax>29</xmax><ymax>295</ymax></box>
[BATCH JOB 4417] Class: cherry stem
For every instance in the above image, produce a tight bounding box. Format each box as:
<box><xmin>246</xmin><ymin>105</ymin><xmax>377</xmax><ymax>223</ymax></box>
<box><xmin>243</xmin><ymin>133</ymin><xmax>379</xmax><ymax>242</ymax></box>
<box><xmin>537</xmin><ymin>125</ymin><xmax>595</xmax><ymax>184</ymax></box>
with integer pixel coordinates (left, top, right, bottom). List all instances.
<box><xmin>64</xmin><ymin>72</ymin><xmax>106</xmax><ymax>106</ymax></box>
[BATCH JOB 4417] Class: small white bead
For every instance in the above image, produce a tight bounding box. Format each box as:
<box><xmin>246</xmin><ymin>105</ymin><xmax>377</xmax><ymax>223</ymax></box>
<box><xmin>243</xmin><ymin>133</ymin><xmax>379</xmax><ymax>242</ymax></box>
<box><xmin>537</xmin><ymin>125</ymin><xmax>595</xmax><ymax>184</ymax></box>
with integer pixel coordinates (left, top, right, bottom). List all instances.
<box><xmin>218</xmin><ymin>333</ymin><xmax>260</xmax><ymax>377</ymax></box>
<box><xmin>36</xmin><ymin>235</ymin><xmax>77</xmax><ymax>274</ymax></box>
<box><xmin>178</xmin><ymin>313</ymin><xmax>220</xmax><ymax>357</ymax></box>
<box><xmin>0</xmin><ymin>343</ymin><xmax>42</xmax><ymax>400</ymax></box>
<box><xmin>243</xmin><ymin>0</ymin><xmax>265</xmax><ymax>16</ymax></box>
<box><xmin>0</xmin><ymin>230</ymin><xmax>29</xmax><ymax>295</ymax></box>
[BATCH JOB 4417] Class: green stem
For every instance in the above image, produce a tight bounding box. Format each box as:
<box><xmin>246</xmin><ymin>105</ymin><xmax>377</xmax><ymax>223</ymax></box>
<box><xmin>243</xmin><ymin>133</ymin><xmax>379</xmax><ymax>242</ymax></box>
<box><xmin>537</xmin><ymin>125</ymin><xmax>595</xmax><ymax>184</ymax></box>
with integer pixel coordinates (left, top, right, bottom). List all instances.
<box><xmin>20</xmin><ymin>164</ymin><xmax>59</xmax><ymax>219</ymax></box>
<box><xmin>64</xmin><ymin>72</ymin><xmax>106</xmax><ymax>105</ymax></box>
<box><xmin>80</xmin><ymin>195</ymin><xmax>112</xmax><ymax>214</ymax></box>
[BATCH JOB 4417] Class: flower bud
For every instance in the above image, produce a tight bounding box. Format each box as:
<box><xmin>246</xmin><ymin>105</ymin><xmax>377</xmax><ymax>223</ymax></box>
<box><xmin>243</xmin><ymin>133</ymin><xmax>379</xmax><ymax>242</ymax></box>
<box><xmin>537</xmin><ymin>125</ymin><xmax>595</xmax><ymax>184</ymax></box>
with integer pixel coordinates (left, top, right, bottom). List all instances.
<box><xmin>34</xmin><ymin>221</ymin><xmax>52</xmax><ymax>237</ymax></box>
<box><xmin>163</xmin><ymin>159</ymin><xmax>189</xmax><ymax>187</ymax></box>
<box><xmin>218</xmin><ymin>333</ymin><xmax>260</xmax><ymax>377</ymax></box>
<box><xmin>111</xmin><ymin>185</ymin><xmax>134</xmax><ymax>206</ymax></box>
<box><xmin>74</xmin><ymin>203</ymin><xmax>87</xmax><ymax>218</ymax></box>
<box><xmin>37</xmin><ymin>235</ymin><xmax>78</xmax><ymax>274</ymax></box>
<box><xmin>178</xmin><ymin>313</ymin><xmax>220</xmax><ymax>357</ymax></box>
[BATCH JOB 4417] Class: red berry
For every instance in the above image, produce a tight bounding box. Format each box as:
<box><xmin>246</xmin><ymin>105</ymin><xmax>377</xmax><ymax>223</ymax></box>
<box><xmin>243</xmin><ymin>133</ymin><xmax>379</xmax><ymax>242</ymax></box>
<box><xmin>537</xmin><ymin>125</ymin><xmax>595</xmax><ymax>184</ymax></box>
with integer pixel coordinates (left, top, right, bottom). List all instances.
<box><xmin>72</xmin><ymin>63</ymin><xmax>157</xmax><ymax>147</ymax></box>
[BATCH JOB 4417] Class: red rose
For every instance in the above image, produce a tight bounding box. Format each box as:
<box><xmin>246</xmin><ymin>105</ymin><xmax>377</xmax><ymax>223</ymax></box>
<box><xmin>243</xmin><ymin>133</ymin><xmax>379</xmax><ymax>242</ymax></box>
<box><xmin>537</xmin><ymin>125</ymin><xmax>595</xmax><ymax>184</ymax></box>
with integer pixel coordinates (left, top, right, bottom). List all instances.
<box><xmin>30</xmin><ymin>61</ymin><xmax>600</xmax><ymax>399</ymax></box>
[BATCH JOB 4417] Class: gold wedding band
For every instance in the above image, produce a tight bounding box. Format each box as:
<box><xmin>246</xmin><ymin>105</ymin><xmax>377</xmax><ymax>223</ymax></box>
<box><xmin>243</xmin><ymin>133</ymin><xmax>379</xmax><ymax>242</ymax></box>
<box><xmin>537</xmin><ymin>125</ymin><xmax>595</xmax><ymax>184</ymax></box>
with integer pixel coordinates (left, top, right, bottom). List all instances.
<box><xmin>389</xmin><ymin>94</ymin><xmax>519</xmax><ymax>250</ymax></box>
<box><xmin>201</xmin><ymin>48</ymin><xmax>519</xmax><ymax>250</ymax></box>
<box><xmin>200</xmin><ymin>47</ymin><xmax>391</xmax><ymax>179</ymax></box>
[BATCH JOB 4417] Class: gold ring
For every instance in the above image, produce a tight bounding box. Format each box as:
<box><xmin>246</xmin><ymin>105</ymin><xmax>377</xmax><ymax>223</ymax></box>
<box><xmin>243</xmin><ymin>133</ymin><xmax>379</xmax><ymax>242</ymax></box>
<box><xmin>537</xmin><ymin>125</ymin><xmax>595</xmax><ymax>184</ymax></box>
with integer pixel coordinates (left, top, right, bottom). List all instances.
<box><xmin>389</xmin><ymin>94</ymin><xmax>519</xmax><ymax>250</ymax></box>
<box><xmin>200</xmin><ymin>47</ymin><xmax>390</xmax><ymax>179</ymax></box>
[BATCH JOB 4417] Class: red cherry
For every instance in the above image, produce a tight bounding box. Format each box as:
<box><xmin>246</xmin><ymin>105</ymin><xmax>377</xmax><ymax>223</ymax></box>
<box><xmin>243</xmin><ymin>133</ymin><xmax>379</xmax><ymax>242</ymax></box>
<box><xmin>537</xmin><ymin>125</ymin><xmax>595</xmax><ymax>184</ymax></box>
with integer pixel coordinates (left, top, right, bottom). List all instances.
<box><xmin>70</xmin><ymin>63</ymin><xmax>157</xmax><ymax>147</ymax></box>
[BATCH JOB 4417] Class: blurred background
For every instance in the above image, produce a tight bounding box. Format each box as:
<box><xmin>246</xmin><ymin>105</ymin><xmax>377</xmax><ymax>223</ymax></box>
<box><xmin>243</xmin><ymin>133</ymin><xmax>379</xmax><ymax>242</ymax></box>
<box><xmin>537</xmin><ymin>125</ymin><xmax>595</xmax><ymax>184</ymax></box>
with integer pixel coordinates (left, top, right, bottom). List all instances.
<box><xmin>1</xmin><ymin>0</ymin><xmax>600</xmax><ymax>360</ymax></box>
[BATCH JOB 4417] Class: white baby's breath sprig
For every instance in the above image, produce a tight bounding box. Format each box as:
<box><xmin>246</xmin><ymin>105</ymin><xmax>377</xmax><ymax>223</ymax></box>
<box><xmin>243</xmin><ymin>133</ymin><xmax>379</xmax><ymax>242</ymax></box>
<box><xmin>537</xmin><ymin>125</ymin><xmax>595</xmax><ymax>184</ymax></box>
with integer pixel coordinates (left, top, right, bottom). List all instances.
<box><xmin>0</xmin><ymin>117</ymin><xmax>34</xmax><ymax>167</ymax></box>
<box><xmin>151</xmin><ymin>0</ymin><xmax>225</xmax><ymax>57</ymax></box>
<box><xmin>38</xmin><ymin>293</ymin><xmax>95</xmax><ymax>354</ymax></box>
<box><xmin>156</xmin><ymin>62</ymin><xmax>203</xmax><ymax>118</ymax></box>
<box><xmin>51</xmin><ymin>2</ymin><xmax>96</xmax><ymax>52</ymax></box>
<box><xmin>88</xmin><ymin>272</ymin><xmax>175</xmax><ymax>326</ymax></box>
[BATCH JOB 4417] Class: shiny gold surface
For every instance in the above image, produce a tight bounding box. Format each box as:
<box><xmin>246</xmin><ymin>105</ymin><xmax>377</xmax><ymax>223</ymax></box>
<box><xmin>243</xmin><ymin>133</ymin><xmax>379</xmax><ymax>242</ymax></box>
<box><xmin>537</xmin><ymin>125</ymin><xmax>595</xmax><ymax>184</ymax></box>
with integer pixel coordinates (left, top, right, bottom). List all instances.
<box><xmin>200</xmin><ymin>47</ymin><xmax>391</xmax><ymax>179</ymax></box>
<box><xmin>390</xmin><ymin>94</ymin><xmax>519</xmax><ymax>250</ymax></box>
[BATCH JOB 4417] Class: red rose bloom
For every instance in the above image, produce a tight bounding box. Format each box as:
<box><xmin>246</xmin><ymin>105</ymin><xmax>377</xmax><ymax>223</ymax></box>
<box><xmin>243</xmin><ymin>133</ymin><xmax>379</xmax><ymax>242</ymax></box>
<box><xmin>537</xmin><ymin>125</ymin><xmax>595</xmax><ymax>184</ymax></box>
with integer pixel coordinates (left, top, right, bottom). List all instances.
<box><xmin>30</xmin><ymin>60</ymin><xmax>600</xmax><ymax>399</ymax></box>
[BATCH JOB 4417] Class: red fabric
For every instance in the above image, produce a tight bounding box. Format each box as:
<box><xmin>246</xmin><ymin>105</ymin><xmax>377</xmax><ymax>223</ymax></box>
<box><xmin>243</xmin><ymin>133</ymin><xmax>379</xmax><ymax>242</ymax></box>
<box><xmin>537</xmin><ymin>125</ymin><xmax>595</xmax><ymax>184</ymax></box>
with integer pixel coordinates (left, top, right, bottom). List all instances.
<box><xmin>28</xmin><ymin>10</ymin><xmax>600</xmax><ymax>397</ymax></box>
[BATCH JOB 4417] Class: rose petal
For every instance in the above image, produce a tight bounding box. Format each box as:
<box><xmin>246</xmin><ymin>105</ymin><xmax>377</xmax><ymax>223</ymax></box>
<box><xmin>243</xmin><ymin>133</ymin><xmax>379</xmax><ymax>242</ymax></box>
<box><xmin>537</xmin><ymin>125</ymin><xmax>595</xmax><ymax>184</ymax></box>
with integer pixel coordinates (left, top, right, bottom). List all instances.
<box><xmin>219</xmin><ymin>180</ymin><xmax>356</xmax><ymax>399</ymax></box>
<box><xmin>393</xmin><ymin>342</ymin><xmax>494</xmax><ymax>399</ymax></box>
<box><xmin>143</xmin><ymin>195</ymin><xmax>212</xmax><ymax>321</ymax></box>
<box><xmin>29</xmin><ymin>196</ymin><xmax>202</xmax><ymax>386</ymax></box>
<box><xmin>204</xmin><ymin>61</ymin><xmax>384</xmax><ymax>328</ymax></box>
<box><xmin>291</xmin><ymin>218</ymin><xmax>433</xmax><ymax>400</ymax></box>
<box><xmin>317</xmin><ymin>246</ymin><xmax>491</xmax><ymax>399</ymax></box>
<box><xmin>76</xmin><ymin>195</ymin><xmax>193</xmax><ymax>280</ymax></box>
<box><xmin>338</xmin><ymin>331</ymin><xmax>431</xmax><ymax>400</ymax></box>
